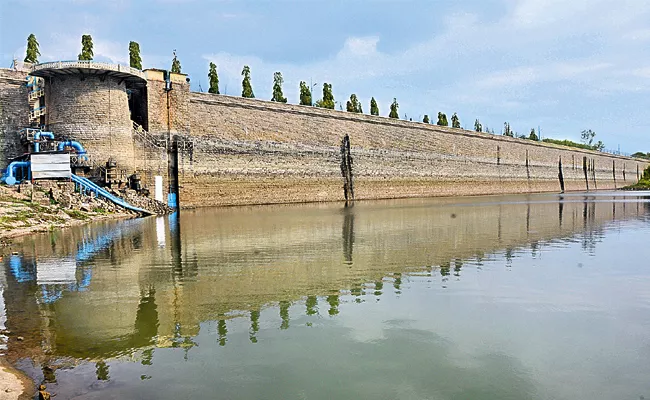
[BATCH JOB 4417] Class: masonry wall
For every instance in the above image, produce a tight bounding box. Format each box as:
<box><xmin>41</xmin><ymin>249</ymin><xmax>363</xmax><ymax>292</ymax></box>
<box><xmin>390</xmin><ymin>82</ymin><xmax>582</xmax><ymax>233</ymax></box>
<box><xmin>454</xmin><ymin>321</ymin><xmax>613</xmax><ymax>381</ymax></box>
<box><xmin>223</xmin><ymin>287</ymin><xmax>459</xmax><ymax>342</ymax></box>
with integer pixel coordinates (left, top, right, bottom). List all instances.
<box><xmin>44</xmin><ymin>74</ymin><xmax>136</xmax><ymax>173</ymax></box>
<box><xmin>0</xmin><ymin>69</ymin><xmax>29</xmax><ymax>169</ymax></box>
<box><xmin>180</xmin><ymin>93</ymin><xmax>649</xmax><ymax>208</ymax></box>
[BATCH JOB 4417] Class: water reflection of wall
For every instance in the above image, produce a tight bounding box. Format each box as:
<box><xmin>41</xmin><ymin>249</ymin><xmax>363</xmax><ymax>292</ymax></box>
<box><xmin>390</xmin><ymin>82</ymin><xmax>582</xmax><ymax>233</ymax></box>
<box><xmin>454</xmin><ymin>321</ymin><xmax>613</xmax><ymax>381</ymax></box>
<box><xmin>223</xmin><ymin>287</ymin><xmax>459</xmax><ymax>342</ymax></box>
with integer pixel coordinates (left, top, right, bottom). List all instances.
<box><xmin>1</xmin><ymin>195</ymin><xmax>648</xmax><ymax>363</ymax></box>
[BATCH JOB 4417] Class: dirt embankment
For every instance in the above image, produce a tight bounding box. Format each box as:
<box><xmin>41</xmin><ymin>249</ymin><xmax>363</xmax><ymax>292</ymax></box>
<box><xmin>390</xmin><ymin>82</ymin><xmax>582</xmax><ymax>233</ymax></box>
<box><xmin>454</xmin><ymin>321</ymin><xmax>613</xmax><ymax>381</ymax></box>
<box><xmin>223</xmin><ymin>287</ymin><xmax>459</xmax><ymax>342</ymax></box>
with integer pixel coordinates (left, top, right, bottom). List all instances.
<box><xmin>0</xmin><ymin>184</ymin><xmax>134</xmax><ymax>245</ymax></box>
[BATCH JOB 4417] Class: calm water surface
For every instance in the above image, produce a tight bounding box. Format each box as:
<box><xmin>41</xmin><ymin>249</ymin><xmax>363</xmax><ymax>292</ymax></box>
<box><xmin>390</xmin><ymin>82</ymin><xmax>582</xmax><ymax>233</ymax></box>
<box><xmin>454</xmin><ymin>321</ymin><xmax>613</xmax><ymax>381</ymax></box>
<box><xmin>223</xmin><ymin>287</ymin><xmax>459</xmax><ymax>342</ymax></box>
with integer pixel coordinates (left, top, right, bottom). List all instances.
<box><xmin>2</xmin><ymin>192</ymin><xmax>650</xmax><ymax>399</ymax></box>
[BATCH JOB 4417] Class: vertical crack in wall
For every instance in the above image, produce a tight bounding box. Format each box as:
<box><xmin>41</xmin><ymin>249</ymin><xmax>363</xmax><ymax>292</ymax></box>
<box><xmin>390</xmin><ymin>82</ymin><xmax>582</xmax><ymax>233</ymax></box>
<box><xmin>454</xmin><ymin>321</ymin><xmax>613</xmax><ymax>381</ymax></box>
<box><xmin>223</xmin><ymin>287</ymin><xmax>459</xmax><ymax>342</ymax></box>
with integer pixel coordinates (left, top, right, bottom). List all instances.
<box><xmin>340</xmin><ymin>134</ymin><xmax>354</xmax><ymax>202</ymax></box>
<box><xmin>583</xmin><ymin>156</ymin><xmax>589</xmax><ymax>191</ymax></box>
<box><xmin>612</xmin><ymin>160</ymin><xmax>617</xmax><ymax>189</ymax></box>
<box><xmin>591</xmin><ymin>159</ymin><xmax>598</xmax><ymax>190</ymax></box>
<box><xmin>526</xmin><ymin>150</ymin><xmax>531</xmax><ymax>181</ymax></box>
<box><xmin>558</xmin><ymin>156</ymin><xmax>565</xmax><ymax>193</ymax></box>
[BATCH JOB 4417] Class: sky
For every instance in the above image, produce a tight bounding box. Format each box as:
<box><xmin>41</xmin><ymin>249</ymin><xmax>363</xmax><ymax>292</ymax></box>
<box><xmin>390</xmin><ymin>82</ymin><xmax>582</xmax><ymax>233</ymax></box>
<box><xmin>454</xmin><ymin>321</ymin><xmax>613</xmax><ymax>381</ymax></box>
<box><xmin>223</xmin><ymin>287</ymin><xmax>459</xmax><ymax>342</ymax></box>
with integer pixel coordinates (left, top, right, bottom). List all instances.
<box><xmin>1</xmin><ymin>0</ymin><xmax>649</xmax><ymax>153</ymax></box>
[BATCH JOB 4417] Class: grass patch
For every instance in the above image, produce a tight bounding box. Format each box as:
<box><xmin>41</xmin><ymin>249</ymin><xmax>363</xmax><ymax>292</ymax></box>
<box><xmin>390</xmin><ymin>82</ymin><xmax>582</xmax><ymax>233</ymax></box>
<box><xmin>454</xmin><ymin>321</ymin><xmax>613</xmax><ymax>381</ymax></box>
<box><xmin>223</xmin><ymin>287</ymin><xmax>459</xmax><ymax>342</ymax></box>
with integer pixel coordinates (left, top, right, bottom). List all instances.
<box><xmin>64</xmin><ymin>209</ymin><xmax>89</xmax><ymax>220</ymax></box>
<box><xmin>623</xmin><ymin>166</ymin><xmax>650</xmax><ymax>190</ymax></box>
<box><xmin>92</xmin><ymin>207</ymin><xmax>107</xmax><ymax>214</ymax></box>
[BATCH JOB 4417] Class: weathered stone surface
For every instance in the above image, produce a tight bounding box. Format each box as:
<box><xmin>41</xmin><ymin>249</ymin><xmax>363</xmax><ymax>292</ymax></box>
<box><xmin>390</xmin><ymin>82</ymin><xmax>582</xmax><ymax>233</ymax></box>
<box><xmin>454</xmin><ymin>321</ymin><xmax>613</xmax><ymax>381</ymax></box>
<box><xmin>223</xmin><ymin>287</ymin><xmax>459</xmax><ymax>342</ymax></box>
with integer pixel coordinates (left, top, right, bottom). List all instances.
<box><xmin>44</xmin><ymin>74</ymin><xmax>135</xmax><ymax>171</ymax></box>
<box><xmin>0</xmin><ymin>69</ymin><xmax>29</xmax><ymax>169</ymax></box>
<box><xmin>182</xmin><ymin>93</ymin><xmax>649</xmax><ymax>207</ymax></box>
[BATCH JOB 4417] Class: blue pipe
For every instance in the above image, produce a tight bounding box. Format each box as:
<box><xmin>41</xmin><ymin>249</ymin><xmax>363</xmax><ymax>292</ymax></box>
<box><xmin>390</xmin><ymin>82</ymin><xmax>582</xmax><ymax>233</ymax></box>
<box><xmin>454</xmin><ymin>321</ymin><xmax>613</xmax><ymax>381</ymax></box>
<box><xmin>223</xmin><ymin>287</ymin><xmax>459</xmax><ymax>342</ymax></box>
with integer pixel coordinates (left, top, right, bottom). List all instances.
<box><xmin>33</xmin><ymin>131</ymin><xmax>55</xmax><ymax>153</ymax></box>
<box><xmin>57</xmin><ymin>140</ymin><xmax>86</xmax><ymax>155</ymax></box>
<box><xmin>2</xmin><ymin>161</ymin><xmax>30</xmax><ymax>186</ymax></box>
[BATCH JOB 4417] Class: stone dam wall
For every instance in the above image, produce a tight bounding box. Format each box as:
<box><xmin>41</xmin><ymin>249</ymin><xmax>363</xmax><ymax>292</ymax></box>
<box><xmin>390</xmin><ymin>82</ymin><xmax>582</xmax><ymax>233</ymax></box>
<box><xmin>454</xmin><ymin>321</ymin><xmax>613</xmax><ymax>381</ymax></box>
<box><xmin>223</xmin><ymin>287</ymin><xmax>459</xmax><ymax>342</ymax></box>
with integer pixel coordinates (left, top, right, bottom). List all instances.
<box><xmin>180</xmin><ymin>93</ymin><xmax>649</xmax><ymax>207</ymax></box>
<box><xmin>2</xmin><ymin>66</ymin><xmax>648</xmax><ymax>208</ymax></box>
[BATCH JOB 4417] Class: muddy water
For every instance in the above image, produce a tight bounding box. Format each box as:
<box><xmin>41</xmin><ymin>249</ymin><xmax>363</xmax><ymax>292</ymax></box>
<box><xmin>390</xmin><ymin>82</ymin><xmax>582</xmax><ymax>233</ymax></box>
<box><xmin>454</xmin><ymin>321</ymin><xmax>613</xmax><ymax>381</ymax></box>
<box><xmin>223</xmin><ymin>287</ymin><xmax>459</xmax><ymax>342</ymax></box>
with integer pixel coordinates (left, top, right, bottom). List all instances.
<box><xmin>1</xmin><ymin>192</ymin><xmax>650</xmax><ymax>399</ymax></box>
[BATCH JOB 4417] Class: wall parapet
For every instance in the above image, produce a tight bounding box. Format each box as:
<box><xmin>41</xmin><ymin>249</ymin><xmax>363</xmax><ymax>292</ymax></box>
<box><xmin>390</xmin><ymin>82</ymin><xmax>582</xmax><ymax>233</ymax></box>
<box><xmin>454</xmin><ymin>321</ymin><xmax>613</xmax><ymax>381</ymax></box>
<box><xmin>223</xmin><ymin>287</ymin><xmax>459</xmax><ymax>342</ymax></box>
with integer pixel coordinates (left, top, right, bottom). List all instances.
<box><xmin>190</xmin><ymin>92</ymin><xmax>642</xmax><ymax>162</ymax></box>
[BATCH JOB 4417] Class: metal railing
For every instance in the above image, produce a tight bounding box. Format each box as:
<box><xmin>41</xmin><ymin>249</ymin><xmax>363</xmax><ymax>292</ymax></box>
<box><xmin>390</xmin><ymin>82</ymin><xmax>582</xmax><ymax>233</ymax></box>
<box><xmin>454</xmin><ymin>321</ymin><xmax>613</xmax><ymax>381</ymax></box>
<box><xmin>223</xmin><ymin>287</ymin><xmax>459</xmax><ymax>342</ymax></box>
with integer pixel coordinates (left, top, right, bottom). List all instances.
<box><xmin>30</xmin><ymin>106</ymin><xmax>46</xmax><ymax>119</ymax></box>
<box><xmin>132</xmin><ymin>121</ymin><xmax>167</xmax><ymax>148</ymax></box>
<box><xmin>32</xmin><ymin>60</ymin><xmax>146</xmax><ymax>80</ymax></box>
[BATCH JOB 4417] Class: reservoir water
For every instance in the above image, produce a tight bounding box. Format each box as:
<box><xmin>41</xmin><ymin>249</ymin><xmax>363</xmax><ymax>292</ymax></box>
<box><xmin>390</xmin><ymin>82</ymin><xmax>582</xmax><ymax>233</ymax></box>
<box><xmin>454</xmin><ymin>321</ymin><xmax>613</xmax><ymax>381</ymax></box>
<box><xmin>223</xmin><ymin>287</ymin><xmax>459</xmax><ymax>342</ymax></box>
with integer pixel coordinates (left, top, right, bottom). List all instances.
<box><xmin>1</xmin><ymin>192</ymin><xmax>650</xmax><ymax>399</ymax></box>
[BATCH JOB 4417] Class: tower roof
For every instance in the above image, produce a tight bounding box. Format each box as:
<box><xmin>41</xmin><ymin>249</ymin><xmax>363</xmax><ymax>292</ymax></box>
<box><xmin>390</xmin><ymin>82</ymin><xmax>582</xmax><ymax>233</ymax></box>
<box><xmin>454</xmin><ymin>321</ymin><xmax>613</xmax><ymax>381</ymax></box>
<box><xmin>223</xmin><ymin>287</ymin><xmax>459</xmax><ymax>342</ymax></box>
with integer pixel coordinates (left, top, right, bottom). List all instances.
<box><xmin>30</xmin><ymin>61</ymin><xmax>146</xmax><ymax>84</ymax></box>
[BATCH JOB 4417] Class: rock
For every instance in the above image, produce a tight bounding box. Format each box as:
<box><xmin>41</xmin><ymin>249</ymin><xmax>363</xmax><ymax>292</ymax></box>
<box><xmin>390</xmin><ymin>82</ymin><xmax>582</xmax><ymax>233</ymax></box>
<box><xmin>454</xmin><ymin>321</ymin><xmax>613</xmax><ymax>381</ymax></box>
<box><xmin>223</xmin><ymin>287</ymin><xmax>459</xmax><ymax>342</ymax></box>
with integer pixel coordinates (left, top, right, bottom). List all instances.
<box><xmin>16</xmin><ymin>336</ymin><xmax>23</xmax><ymax>341</ymax></box>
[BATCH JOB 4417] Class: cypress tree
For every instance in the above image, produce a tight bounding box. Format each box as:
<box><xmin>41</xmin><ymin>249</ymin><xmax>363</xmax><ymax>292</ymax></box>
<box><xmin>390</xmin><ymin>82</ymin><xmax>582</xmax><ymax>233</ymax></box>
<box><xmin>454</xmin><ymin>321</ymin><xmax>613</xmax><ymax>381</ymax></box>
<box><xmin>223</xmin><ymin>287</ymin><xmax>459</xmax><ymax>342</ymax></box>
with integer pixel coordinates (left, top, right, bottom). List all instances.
<box><xmin>129</xmin><ymin>41</ymin><xmax>142</xmax><ymax>69</ymax></box>
<box><xmin>437</xmin><ymin>112</ymin><xmax>448</xmax><ymax>126</ymax></box>
<box><xmin>423</xmin><ymin>115</ymin><xmax>430</xmax><ymax>123</ymax></box>
<box><xmin>208</xmin><ymin>62</ymin><xmax>219</xmax><ymax>94</ymax></box>
<box><xmin>171</xmin><ymin>50</ymin><xmax>181</xmax><ymax>73</ymax></box>
<box><xmin>241</xmin><ymin>65</ymin><xmax>254</xmax><ymax>98</ymax></box>
<box><xmin>346</xmin><ymin>94</ymin><xmax>362</xmax><ymax>113</ymax></box>
<box><xmin>299</xmin><ymin>81</ymin><xmax>312</xmax><ymax>106</ymax></box>
<box><xmin>24</xmin><ymin>34</ymin><xmax>40</xmax><ymax>64</ymax></box>
<box><xmin>271</xmin><ymin>71</ymin><xmax>287</xmax><ymax>102</ymax></box>
<box><xmin>78</xmin><ymin>34</ymin><xmax>94</xmax><ymax>61</ymax></box>
<box><xmin>474</xmin><ymin>119</ymin><xmax>483</xmax><ymax>133</ymax></box>
<box><xmin>451</xmin><ymin>113</ymin><xmax>461</xmax><ymax>128</ymax></box>
<box><xmin>315</xmin><ymin>83</ymin><xmax>334</xmax><ymax>109</ymax></box>
<box><xmin>388</xmin><ymin>98</ymin><xmax>399</xmax><ymax>119</ymax></box>
<box><xmin>370</xmin><ymin>97</ymin><xmax>379</xmax><ymax>116</ymax></box>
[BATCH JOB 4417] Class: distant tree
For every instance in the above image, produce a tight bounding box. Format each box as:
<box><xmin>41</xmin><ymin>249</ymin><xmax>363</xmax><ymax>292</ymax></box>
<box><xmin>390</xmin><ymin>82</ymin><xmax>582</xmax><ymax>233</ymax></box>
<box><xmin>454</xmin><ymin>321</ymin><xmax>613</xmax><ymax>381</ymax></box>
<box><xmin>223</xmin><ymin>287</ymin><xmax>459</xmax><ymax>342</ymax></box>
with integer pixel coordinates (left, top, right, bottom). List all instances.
<box><xmin>451</xmin><ymin>113</ymin><xmax>460</xmax><ymax>128</ymax></box>
<box><xmin>437</xmin><ymin>112</ymin><xmax>448</xmax><ymax>126</ymax></box>
<box><xmin>129</xmin><ymin>41</ymin><xmax>142</xmax><ymax>69</ymax></box>
<box><xmin>78</xmin><ymin>34</ymin><xmax>94</xmax><ymax>61</ymax></box>
<box><xmin>503</xmin><ymin>122</ymin><xmax>513</xmax><ymax>137</ymax></box>
<box><xmin>208</xmin><ymin>62</ymin><xmax>219</xmax><ymax>94</ymax></box>
<box><xmin>271</xmin><ymin>71</ymin><xmax>287</xmax><ymax>102</ymax></box>
<box><xmin>388</xmin><ymin>98</ymin><xmax>399</xmax><ymax>118</ymax></box>
<box><xmin>241</xmin><ymin>65</ymin><xmax>254</xmax><ymax>98</ymax></box>
<box><xmin>632</xmin><ymin>152</ymin><xmax>650</xmax><ymax>160</ymax></box>
<box><xmin>474</xmin><ymin>119</ymin><xmax>483</xmax><ymax>133</ymax></box>
<box><xmin>171</xmin><ymin>50</ymin><xmax>181</xmax><ymax>73</ymax></box>
<box><xmin>423</xmin><ymin>114</ymin><xmax>430</xmax><ymax>123</ymax></box>
<box><xmin>24</xmin><ymin>34</ymin><xmax>40</xmax><ymax>64</ymax></box>
<box><xmin>528</xmin><ymin>128</ymin><xmax>539</xmax><ymax>141</ymax></box>
<box><xmin>580</xmin><ymin>129</ymin><xmax>596</xmax><ymax>146</ymax></box>
<box><xmin>370</xmin><ymin>97</ymin><xmax>379</xmax><ymax>116</ymax></box>
<box><xmin>299</xmin><ymin>81</ymin><xmax>312</xmax><ymax>106</ymax></box>
<box><xmin>346</xmin><ymin>94</ymin><xmax>362</xmax><ymax>113</ymax></box>
<box><xmin>315</xmin><ymin>83</ymin><xmax>335</xmax><ymax>109</ymax></box>
<box><xmin>594</xmin><ymin>140</ymin><xmax>605</xmax><ymax>151</ymax></box>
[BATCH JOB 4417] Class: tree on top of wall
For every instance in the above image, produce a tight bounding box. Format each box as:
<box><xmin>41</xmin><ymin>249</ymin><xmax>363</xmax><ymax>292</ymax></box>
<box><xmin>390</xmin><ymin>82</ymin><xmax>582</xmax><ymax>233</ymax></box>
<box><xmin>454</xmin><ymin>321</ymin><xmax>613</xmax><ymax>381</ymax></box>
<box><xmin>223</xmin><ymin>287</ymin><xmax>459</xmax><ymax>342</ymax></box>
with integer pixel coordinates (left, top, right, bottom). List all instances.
<box><xmin>370</xmin><ymin>97</ymin><xmax>379</xmax><ymax>116</ymax></box>
<box><xmin>529</xmin><ymin>128</ymin><xmax>539</xmax><ymax>141</ymax></box>
<box><xmin>24</xmin><ymin>34</ymin><xmax>40</xmax><ymax>64</ymax></box>
<box><xmin>129</xmin><ymin>41</ymin><xmax>142</xmax><ymax>70</ymax></box>
<box><xmin>346</xmin><ymin>94</ymin><xmax>362</xmax><ymax>113</ymax></box>
<box><xmin>241</xmin><ymin>65</ymin><xmax>255</xmax><ymax>98</ymax></box>
<box><xmin>315</xmin><ymin>83</ymin><xmax>335</xmax><ymax>109</ymax></box>
<box><xmin>474</xmin><ymin>119</ymin><xmax>483</xmax><ymax>133</ymax></box>
<box><xmin>503</xmin><ymin>122</ymin><xmax>513</xmax><ymax>137</ymax></box>
<box><xmin>271</xmin><ymin>72</ymin><xmax>287</xmax><ymax>103</ymax></box>
<box><xmin>208</xmin><ymin>62</ymin><xmax>219</xmax><ymax>94</ymax></box>
<box><xmin>423</xmin><ymin>115</ymin><xmax>430</xmax><ymax>123</ymax></box>
<box><xmin>78</xmin><ymin>35</ymin><xmax>94</xmax><ymax>61</ymax></box>
<box><xmin>171</xmin><ymin>50</ymin><xmax>182</xmax><ymax>73</ymax></box>
<box><xmin>388</xmin><ymin>98</ymin><xmax>399</xmax><ymax>119</ymax></box>
<box><xmin>451</xmin><ymin>113</ymin><xmax>460</xmax><ymax>128</ymax></box>
<box><xmin>437</xmin><ymin>112</ymin><xmax>448</xmax><ymax>126</ymax></box>
<box><xmin>299</xmin><ymin>81</ymin><xmax>312</xmax><ymax>106</ymax></box>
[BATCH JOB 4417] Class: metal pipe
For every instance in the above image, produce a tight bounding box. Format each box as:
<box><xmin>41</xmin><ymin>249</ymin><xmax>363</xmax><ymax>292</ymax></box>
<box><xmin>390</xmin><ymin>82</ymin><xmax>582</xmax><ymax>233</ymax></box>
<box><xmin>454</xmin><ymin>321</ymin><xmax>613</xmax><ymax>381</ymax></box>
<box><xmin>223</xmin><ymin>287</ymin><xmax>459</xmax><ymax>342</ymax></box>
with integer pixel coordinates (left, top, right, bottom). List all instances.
<box><xmin>2</xmin><ymin>161</ymin><xmax>30</xmax><ymax>185</ymax></box>
<box><xmin>57</xmin><ymin>140</ymin><xmax>87</xmax><ymax>156</ymax></box>
<box><xmin>33</xmin><ymin>131</ymin><xmax>55</xmax><ymax>153</ymax></box>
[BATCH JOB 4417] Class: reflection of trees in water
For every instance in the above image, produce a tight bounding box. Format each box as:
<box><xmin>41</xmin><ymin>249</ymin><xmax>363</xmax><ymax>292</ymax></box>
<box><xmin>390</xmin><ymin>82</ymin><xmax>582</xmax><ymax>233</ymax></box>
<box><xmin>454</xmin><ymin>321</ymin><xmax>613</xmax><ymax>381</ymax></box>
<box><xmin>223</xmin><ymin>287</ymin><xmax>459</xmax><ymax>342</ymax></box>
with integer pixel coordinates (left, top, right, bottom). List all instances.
<box><xmin>96</xmin><ymin>360</ymin><xmax>109</xmax><ymax>381</ymax></box>
<box><xmin>327</xmin><ymin>295</ymin><xmax>340</xmax><ymax>316</ymax></box>
<box><xmin>280</xmin><ymin>301</ymin><xmax>291</xmax><ymax>330</ymax></box>
<box><xmin>374</xmin><ymin>280</ymin><xmax>383</xmax><ymax>297</ymax></box>
<box><xmin>217</xmin><ymin>319</ymin><xmax>227</xmax><ymax>346</ymax></box>
<box><xmin>305</xmin><ymin>296</ymin><xmax>318</xmax><ymax>316</ymax></box>
<box><xmin>249</xmin><ymin>310</ymin><xmax>260</xmax><ymax>343</ymax></box>
<box><xmin>454</xmin><ymin>260</ymin><xmax>463</xmax><ymax>277</ymax></box>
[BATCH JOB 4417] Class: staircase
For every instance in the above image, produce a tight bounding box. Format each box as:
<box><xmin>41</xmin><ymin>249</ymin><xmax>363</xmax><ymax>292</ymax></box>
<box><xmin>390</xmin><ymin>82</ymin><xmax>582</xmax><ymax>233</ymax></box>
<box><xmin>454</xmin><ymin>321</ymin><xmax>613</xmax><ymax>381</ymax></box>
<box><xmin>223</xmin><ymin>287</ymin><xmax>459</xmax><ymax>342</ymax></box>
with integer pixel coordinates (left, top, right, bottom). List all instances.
<box><xmin>132</xmin><ymin>121</ymin><xmax>167</xmax><ymax>149</ymax></box>
<box><xmin>26</xmin><ymin>76</ymin><xmax>46</xmax><ymax>125</ymax></box>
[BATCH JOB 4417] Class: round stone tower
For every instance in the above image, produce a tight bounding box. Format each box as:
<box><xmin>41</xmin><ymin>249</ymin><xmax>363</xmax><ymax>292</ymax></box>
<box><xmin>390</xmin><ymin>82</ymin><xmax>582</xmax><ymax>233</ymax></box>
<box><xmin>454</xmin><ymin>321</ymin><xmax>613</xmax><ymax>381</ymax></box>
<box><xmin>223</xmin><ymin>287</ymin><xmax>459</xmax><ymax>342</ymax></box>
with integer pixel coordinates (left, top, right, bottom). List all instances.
<box><xmin>30</xmin><ymin>61</ymin><xmax>146</xmax><ymax>174</ymax></box>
